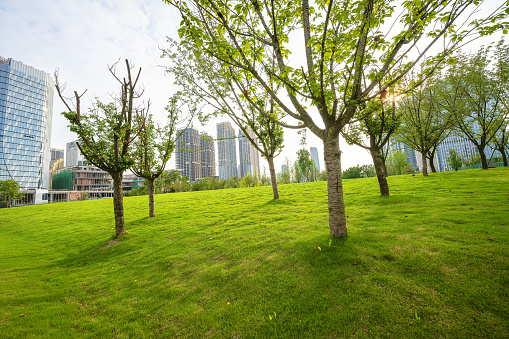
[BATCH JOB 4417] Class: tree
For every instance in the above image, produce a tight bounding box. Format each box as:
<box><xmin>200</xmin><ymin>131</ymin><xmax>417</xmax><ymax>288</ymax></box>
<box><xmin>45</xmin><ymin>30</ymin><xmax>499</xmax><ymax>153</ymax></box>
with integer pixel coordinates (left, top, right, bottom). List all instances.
<box><xmin>226</xmin><ymin>175</ymin><xmax>240</xmax><ymax>188</ymax></box>
<box><xmin>396</xmin><ymin>76</ymin><xmax>453</xmax><ymax>176</ymax></box>
<box><xmin>492</xmin><ymin>125</ymin><xmax>508</xmax><ymax>166</ymax></box>
<box><xmin>343</xmin><ymin>95</ymin><xmax>399</xmax><ymax>195</ymax></box>
<box><xmin>447</xmin><ymin>149</ymin><xmax>464</xmax><ymax>171</ymax></box>
<box><xmin>278</xmin><ymin>158</ymin><xmax>292</xmax><ymax>184</ymax></box>
<box><xmin>166</xmin><ymin>0</ymin><xmax>509</xmax><ymax>237</ymax></box>
<box><xmin>296</xmin><ymin>149</ymin><xmax>318</xmax><ymax>182</ymax></box>
<box><xmin>163</xmin><ymin>39</ymin><xmax>284</xmax><ymax>199</ymax></box>
<box><xmin>343</xmin><ymin>164</ymin><xmax>376</xmax><ymax>179</ymax></box>
<box><xmin>360</xmin><ymin>164</ymin><xmax>377</xmax><ymax>178</ymax></box>
<box><xmin>464</xmin><ymin>152</ymin><xmax>482</xmax><ymax>167</ymax></box>
<box><xmin>131</xmin><ymin>95</ymin><xmax>194</xmax><ymax>218</ymax></box>
<box><xmin>0</xmin><ymin>180</ymin><xmax>25</xmax><ymax>208</ymax></box>
<box><xmin>441</xmin><ymin>42</ymin><xmax>509</xmax><ymax>169</ymax></box>
<box><xmin>386</xmin><ymin>150</ymin><xmax>410</xmax><ymax>176</ymax></box>
<box><xmin>260</xmin><ymin>167</ymin><xmax>271</xmax><ymax>185</ymax></box>
<box><xmin>343</xmin><ymin>166</ymin><xmax>363</xmax><ymax>179</ymax></box>
<box><xmin>55</xmin><ymin>60</ymin><xmax>147</xmax><ymax>237</ymax></box>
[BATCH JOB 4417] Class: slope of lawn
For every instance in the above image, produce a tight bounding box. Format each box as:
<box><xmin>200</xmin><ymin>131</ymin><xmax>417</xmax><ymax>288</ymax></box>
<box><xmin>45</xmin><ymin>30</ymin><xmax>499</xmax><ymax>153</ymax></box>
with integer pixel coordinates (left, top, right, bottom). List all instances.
<box><xmin>1</xmin><ymin>168</ymin><xmax>508</xmax><ymax>338</ymax></box>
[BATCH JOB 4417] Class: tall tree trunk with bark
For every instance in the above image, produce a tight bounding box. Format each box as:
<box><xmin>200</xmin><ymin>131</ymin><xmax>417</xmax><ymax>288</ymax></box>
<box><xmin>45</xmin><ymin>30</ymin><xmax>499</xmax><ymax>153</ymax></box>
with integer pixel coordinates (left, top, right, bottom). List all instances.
<box><xmin>370</xmin><ymin>146</ymin><xmax>389</xmax><ymax>196</ymax></box>
<box><xmin>421</xmin><ymin>152</ymin><xmax>429</xmax><ymax>176</ymax></box>
<box><xmin>147</xmin><ymin>178</ymin><xmax>156</xmax><ymax>218</ymax></box>
<box><xmin>498</xmin><ymin>145</ymin><xmax>508</xmax><ymax>166</ymax></box>
<box><xmin>323</xmin><ymin>136</ymin><xmax>347</xmax><ymax>237</ymax></box>
<box><xmin>478</xmin><ymin>146</ymin><xmax>488</xmax><ymax>169</ymax></box>
<box><xmin>427</xmin><ymin>149</ymin><xmax>437</xmax><ymax>172</ymax></box>
<box><xmin>112</xmin><ymin>172</ymin><xmax>126</xmax><ymax>237</ymax></box>
<box><xmin>429</xmin><ymin>156</ymin><xmax>437</xmax><ymax>172</ymax></box>
<box><xmin>267</xmin><ymin>157</ymin><xmax>279</xmax><ymax>199</ymax></box>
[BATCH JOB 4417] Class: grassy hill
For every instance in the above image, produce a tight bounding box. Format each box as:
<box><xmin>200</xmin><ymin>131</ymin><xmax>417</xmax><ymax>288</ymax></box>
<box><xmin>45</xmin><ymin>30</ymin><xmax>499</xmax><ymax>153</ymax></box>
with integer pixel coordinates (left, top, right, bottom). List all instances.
<box><xmin>1</xmin><ymin>168</ymin><xmax>508</xmax><ymax>338</ymax></box>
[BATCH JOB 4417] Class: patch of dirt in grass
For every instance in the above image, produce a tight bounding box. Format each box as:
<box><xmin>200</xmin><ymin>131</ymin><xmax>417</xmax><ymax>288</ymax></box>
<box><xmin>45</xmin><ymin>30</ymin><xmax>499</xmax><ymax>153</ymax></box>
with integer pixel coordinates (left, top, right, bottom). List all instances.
<box><xmin>203</xmin><ymin>328</ymin><xmax>216</xmax><ymax>338</ymax></box>
<box><xmin>441</xmin><ymin>264</ymin><xmax>459</xmax><ymax>277</ymax></box>
<box><xmin>212</xmin><ymin>256</ymin><xmax>225</xmax><ymax>263</ymax></box>
<box><xmin>100</xmin><ymin>239</ymin><xmax>120</xmax><ymax>250</ymax></box>
<box><xmin>396</xmin><ymin>234</ymin><xmax>411</xmax><ymax>241</ymax></box>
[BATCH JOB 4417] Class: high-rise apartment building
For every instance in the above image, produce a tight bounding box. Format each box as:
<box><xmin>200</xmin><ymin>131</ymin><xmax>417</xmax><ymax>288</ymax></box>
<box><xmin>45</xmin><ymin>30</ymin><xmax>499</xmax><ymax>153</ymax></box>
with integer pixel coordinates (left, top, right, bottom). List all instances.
<box><xmin>66</xmin><ymin>140</ymin><xmax>85</xmax><ymax>166</ymax></box>
<box><xmin>175</xmin><ymin>126</ymin><xmax>201</xmax><ymax>182</ymax></box>
<box><xmin>200</xmin><ymin>132</ymin><xmax>216</xmax><ymax>178</ymax></box>
<box><xmin>310</xmin><ymin>147</ymin><xmax>320</xmax><ymax>172</ymax></box>
<box><xmin>216</xmin><ymin>121</ymin><xmax>237</xmax><ymax>180</ymax></box>
<box><xmin>238</xmin><ymin>128</ymin><xmax>260</xmax><ymax>178</ymax></box>
<box><xmin>0</xmin><ymin>56</ymin><xmax>54</xmax><ymax>204</ymax></box>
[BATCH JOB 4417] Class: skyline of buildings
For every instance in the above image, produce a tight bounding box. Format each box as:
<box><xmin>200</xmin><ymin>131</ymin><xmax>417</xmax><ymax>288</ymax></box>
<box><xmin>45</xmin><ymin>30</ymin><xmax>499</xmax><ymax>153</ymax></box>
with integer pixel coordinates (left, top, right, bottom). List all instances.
<box><xmin>2</xmin><ymin>54</ymin><xmax>505</xmax><ymax>207</ymax></box>
<box><xmin>0</xmin><ymin>56</ymin><xmax>54</xmax><ymax>204</ymax></box>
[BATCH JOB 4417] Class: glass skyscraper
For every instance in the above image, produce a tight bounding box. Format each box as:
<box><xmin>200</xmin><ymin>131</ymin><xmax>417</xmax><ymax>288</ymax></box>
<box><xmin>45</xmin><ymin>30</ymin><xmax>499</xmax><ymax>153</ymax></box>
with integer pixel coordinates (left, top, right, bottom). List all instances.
<box><xmin>0</xmin><ymin>56</ymin><xmax>54</xmax><ymax>194</ymax></box>
<box><xmin>66</xmin><ymin>140</ymin><xmax>85</xmax><ymax>166</ymax></box>
<box><xmin>310</xmin><ymin>147</ymin><xmax>320</xmax><ymax>172</ymax></box>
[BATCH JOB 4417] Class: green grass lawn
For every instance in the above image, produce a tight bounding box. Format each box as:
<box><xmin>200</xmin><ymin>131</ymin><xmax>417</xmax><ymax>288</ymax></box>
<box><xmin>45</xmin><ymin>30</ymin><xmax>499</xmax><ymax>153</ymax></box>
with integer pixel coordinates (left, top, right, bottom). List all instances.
<box><xmin>1</xmin><ymin>168</ymin><xmax>508</xmax><ymax>338</ymax></box>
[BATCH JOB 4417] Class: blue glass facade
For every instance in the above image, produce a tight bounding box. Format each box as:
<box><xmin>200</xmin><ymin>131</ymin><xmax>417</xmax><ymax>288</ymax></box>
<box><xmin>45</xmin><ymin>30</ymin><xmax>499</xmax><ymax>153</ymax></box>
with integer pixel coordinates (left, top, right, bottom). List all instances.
<box><xmin>436</xmin><ymin>133</ymin><xmax>502</xmax><ymax>171</ymax></box>
<box><xmin>391</xmin><ymin>141</ymin><xmax>419</xmax><ymax>170</ymax></box>
<box><xmin>0</xmin><ymin>56</ymin><xmax>53</xmax><ymax>189</ymax></box>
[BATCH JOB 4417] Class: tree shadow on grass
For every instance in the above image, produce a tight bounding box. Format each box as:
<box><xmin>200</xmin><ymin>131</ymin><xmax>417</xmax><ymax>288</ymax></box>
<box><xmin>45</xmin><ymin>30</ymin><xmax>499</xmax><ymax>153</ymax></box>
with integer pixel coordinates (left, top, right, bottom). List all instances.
<box><xmin>50</xmin><ymin>234</ymin><xmax>137</xmax><ymax>269</ymax></box>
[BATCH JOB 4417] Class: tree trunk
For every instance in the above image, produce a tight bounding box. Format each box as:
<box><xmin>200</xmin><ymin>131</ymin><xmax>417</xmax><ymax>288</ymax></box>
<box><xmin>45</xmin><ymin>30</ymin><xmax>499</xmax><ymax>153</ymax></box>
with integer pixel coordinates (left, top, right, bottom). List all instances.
<box><xmin>370</xmin><ymin>147</ymin><xmax>389</xmax><ymax>196</ymax></box>
<box><xmin>421</xmin><ymin>152</ymin><xmax>428</xmax><ymax>176</ymax></box>
<box><xmin>428</xmin><ymin>150</ymin><xmax>437</xmax><ymax>172</ymax></box>
<box><xmin>478</xmin><ymin>146</ymin><xmax>488</xmax><ymax>169</ymax></box>
<box><xmin>323</xmin><ymin>136</ymin><xmax>347</xmax><ymax>238</ymax></box>
<box><xmin>148</xmin><ymin>178</ymin><xmax>156</xmax><ymax>218</ymax></box>
<box><xmin>267</xmin><ymin>156</ymin><xmax>279</xmax><ymax>199</ymax></box>
<box><xmin>429</xmin><ymin>158</ymin><xmax>437</xmax><ymax>172</ymax></box>
<box><xmin>112</xmin><ymin>172</ymin><xmax>126</xmax><ymax>237</ymax></box>
<box><xmin>498</xmin><ymin>146</ymin><xmax>508</xmax><ymax>167</ymax></box>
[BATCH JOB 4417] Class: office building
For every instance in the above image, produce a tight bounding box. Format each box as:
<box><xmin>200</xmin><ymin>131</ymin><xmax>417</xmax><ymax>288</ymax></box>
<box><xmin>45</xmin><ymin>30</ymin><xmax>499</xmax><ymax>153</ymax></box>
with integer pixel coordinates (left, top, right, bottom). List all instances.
<box><xmin>216</xmin><ymin>121</ymin><xmax>238</xmax><ymax>180</ymax></box>
<box><xmin>310</xmin><ymin>147</ymin><xmax>320</xmax><ymax>172</ymax></box>
<box><xmin>66</xmin><ymin>140</ymin><xmax>85</xmax><ymax>166</ymax></box>
<box><xmin>238</xmin><ymin>128</ymin><xmax>260</xmax><ymax>178</ymax></box>
<box><xmin>391</xmin><ymin>141</ymin><xmax>419</xmax><ymax>171</ymax></box>
<box><xmin>435</xmin><ymin>134</ymin><xmax>478</xmax><ymax>171</ymax></box>
<box><xmin>50</xmin><ymin>165</ymin><xmax>114</xmax><ymax>202</ymax></box>
<box><xmin>49</xmin><ymin>148</ymin><xmax>64</xmax><ymax>189</ymax></box>
<box><xmin>435</xmin><ymin>133</ymin><xmax>501</xmax><ymax>171</ymax></box>
<box><xmin>392</xmin><ymin>125</ymin><xmax>502</xmax><ymax>173</ymax></box>
<box><xmin>0</xmin><ymin>56</ymin><xmax>54</xmax><ymax>205</ymax></box>
<box><xmin>50</xmin><ymin>148</ymin><xmax>64</xmax><ymax>169</ymax></box>
<box><xmin>200</xmin><ymin>132</ymin><xmax>216</xmax><ymax>178</ymax></box>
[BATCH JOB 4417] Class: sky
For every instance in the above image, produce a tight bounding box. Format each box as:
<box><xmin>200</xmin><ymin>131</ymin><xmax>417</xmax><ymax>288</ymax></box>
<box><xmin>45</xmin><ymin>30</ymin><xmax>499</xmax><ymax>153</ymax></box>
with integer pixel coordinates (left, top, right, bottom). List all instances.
<box><xmin>0</xmin><ymin>0</ymin><xmax>504</xmax><ymax>175</ymax></box>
